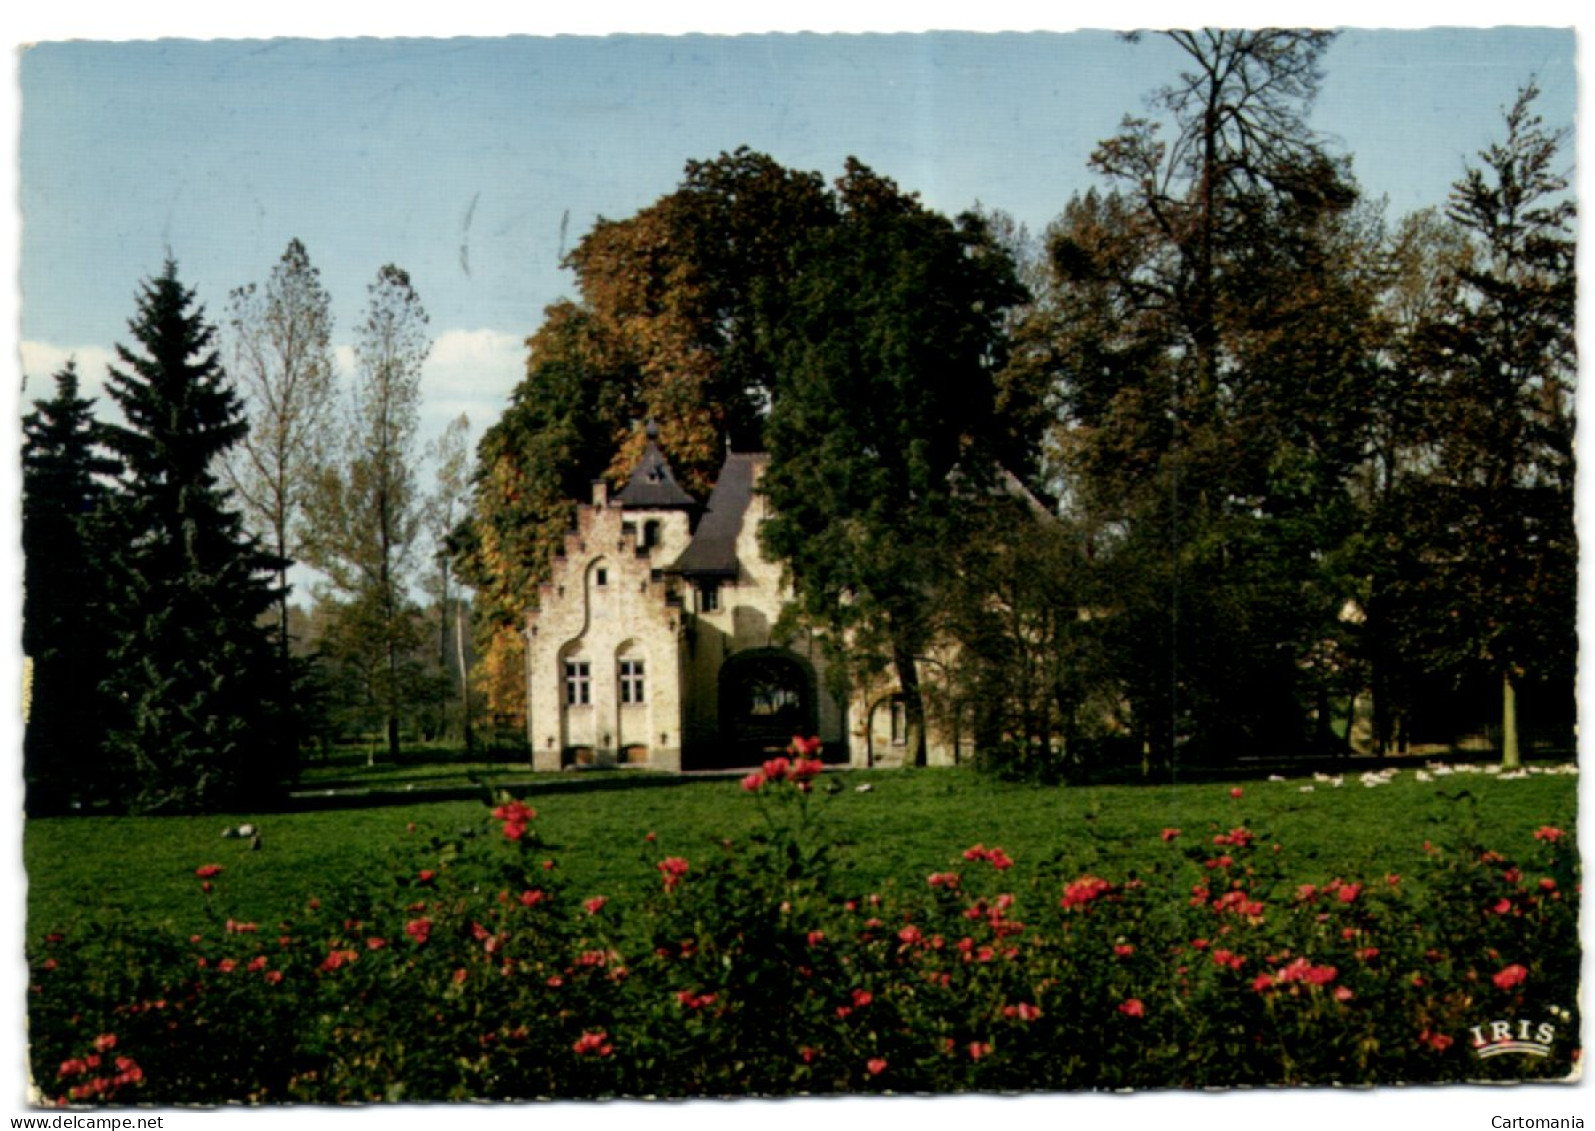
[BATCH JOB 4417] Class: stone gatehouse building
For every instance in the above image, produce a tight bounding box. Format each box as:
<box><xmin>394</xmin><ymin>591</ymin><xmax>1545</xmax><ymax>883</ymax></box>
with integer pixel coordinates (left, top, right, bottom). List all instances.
<box><xmin>525</xmin><ymin>426</ymin><xmax>955</xmax><ymax>772</ymax></box>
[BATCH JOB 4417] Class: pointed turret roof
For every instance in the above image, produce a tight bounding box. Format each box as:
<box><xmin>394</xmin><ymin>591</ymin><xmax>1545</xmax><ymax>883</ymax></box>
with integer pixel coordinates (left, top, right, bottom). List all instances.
<box><xmin>614</xmin><ymin>420</ymin><xmax>699</xmax><ymax>510</ymax></box>
<box><xmin>670</xmin><ymin>449</ymin><xmax>764</xmax><ymax>579</ymax></box>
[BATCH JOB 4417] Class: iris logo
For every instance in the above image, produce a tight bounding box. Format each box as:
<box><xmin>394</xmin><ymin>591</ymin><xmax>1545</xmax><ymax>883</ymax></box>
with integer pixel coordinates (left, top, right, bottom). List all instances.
<box><xmin>1470</xmin><ymin>1009</ymin><xmax>1569</xmax><ymax>1059</ymax></box>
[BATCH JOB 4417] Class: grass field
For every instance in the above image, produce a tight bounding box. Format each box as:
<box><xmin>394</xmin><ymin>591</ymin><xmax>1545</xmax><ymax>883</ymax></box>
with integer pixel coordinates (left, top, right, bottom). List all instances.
<box><xmin>24</xmin><ymin>760</ymin><xmax>1578</xmax><ymax>944</ymax></box>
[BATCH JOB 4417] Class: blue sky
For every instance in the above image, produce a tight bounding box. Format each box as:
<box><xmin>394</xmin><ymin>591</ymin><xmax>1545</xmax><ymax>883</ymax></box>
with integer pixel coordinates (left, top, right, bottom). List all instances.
<box><xmin>12</xmin><ymin>24</ymin><xmax>1578</xmax><ymax>450</ymax></box>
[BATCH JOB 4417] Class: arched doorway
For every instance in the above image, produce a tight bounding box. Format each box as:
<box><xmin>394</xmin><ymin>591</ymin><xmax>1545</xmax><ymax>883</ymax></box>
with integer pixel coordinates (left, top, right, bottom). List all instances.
<box><xmin>715</xmin><ymin>650</ymin><xmax>817</xmax><ymax>768</ymax></box>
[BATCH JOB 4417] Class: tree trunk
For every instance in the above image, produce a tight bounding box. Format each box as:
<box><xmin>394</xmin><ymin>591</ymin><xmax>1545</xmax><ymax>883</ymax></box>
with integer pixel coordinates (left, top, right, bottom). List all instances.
<box><xmin>438</xmin><ymin>566</ymin><xmax>451</xmax><ymax>742</ymax></box>
<box><xmin>455</xmin><ymin>596</ymin><xmax>475</xmax><ymax>755</ymax></box>
<box><xmin>893</xmin><ymin>645</ymin><xmax>927</xmax><ymax>768</ymax></box>
<box><xmin>1501</xmin><ymin>669</ymin><xmax>1520</xmax><ymax>770</ymax></box>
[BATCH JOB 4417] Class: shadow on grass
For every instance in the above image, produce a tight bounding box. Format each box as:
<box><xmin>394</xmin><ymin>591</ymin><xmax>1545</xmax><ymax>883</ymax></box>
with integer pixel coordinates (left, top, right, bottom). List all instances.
<box><xmin>278</xmin><ymin>767</ymin><xmax>726</xmax><ymax>814</ymax></box>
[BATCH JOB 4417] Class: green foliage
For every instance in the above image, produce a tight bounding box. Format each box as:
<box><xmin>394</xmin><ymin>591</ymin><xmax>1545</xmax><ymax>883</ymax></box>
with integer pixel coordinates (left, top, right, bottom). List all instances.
<box><xmin>1401</xmin><ymin>84</ymin><xmax>1576</xmax><ymax>762</ymax></box>
<box><xmin>455</xmin><ymin>148</ymin><xmax>839</xmax><ymax>706</ymax></box>
<box><xmin>759</xmin><ymin>164</ymin><xmax>1030</xmax><ymax>763</ymax></box>
<box><xmin>26</xmin><ymin>760</ymin><xmax>1580</xmax><ymax>1100</ymax></box>
<box><xmin>224</xmin><ymin>237</ymin><xmax>338</xmax><ymax>658</ymax></box>
<box><xmin>21</xmin><ymin>361</ymin><xmax>121</xmax><ymax>814</ymax></box>
<box><xmin>301</xmin><ymin>264</ymin><xmax>432</xmax><ymax>762</ymax></box>
<box><xmin>1031</xmin><ymin>32</ymin><xmax>1405</xmax><ymax>768</ymax></box>
<box><xmin>939</xmin><ymin>497</ymin><xmax>1110</xmax><ymax>779</ymax></box>
<box><xmin>96</xmin><ymin>260</ymin><xmax>295</xmax><ymax>814</ymax></box>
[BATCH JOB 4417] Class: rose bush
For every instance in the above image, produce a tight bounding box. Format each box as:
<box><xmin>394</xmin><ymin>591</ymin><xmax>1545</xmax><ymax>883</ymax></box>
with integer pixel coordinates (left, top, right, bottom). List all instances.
<box><xmin>26</xmin><ymin>741</ymin><xmax>1581</xmax><ymax>1102</ymax></box>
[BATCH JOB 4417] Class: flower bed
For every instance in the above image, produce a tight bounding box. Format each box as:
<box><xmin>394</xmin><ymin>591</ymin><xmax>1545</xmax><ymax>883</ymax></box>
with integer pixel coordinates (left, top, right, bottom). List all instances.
<box><xmin>26</xmin><ymin>744</ymin><xmax>1581</xmax><ymax>1103</ymax></box>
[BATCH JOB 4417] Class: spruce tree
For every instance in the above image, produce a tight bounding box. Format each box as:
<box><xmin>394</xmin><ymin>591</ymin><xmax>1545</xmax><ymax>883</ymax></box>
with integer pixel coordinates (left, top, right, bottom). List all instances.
<box><xmin>99</xmin><ymin>260</ymin><xmax>293</xmax><ymax>813</ymax></box>
<box><xmin>1417</xmin><ymin>84</ymin><xmax>1577</xmax><ymax>766</ymax></box>
<box><xmin>21</xmin><ymin>361</ymin><xmax>120</xmax><ymax>814</ymax></box>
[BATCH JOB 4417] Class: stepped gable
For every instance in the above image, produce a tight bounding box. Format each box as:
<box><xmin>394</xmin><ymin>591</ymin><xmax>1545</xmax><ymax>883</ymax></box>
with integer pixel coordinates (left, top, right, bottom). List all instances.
<box><xmin>669</xmin><ymin>449</ymin><xmax>765</xmax><ymax>580</ymax></box>
<box><xmin>614</xmin><ymin>420</ymin><xmax>698</xmax><ymax>511</ymax></box>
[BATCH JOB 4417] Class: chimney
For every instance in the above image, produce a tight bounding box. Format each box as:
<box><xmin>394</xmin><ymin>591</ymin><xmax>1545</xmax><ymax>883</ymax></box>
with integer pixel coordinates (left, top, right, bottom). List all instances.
<box><xmin>591</xmin><ymin>479</ymin><xmax>609</xmax><ymax>507</ymax></box>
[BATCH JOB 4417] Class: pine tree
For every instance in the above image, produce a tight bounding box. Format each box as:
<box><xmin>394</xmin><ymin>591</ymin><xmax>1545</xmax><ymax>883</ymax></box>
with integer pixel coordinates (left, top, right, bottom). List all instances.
<box><xmin>21</xmin><ymin>361</ymin><xmax>120</xmax><ymax>814</ymax></box>
<box><xmin>99</xmin><ymin>260</ymin><xmax>294</xmax><ymax>814</ymax></box>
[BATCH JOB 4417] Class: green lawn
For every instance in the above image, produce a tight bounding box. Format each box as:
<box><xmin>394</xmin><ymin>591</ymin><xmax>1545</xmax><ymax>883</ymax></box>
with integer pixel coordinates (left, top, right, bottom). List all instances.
<box><xmin>24</xmin><ymin>762</ymin><xmax>1578</xmax><ymax>943</ymax></box>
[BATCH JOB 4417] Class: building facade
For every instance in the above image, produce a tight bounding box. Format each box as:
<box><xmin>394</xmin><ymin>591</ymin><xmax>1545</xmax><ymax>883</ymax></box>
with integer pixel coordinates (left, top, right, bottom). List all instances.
<box><xmin>524</xmin><ymin>428</ymin><xmax>957</xmax><ymax>771</ymax></box>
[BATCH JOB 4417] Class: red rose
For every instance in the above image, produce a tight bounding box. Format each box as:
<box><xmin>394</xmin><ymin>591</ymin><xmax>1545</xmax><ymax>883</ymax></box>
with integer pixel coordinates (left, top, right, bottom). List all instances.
<box><xmin>1492</xmin><ymin>964</ymin><xmax>1528</xmax><ymax>991</ymax></box>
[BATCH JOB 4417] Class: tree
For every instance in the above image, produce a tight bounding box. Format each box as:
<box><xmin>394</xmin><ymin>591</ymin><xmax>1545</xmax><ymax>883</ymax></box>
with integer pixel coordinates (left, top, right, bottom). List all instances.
<box><xmin>1411</xmin><ymin>84</ymin><xmax>1577</xmax><ymax>766</ymax></box>
<box><xmin>224</xmin><ymin>237</ymin><xmax>338</xmax><ymax>657</ymax></box>
<box><xmin>1093</xmin><ymin>30</ymin><xmax>1350</xmax><ymax>415</ymax></box>
<box><xmin>566</xmin><ymin>146</ymin><xmax>838</xmax><ymax>482</ymax></box>
<box><xmin>1340</xmin><ymin>207</ymin><xmax>1473</xmax><ymax>755</ymax></box>
<box><xmin>424</xmin><ymin>413</ymin><xmax>475</xmax><ymax>749</ymax></box>
<box><xmin>303</xmin><ymin>264</ymin><xmax>431</xmax><ymax>763</ymax></box>
<box><xmin>758</xmin><ymin>161</ymin><xmax>1028</xmax><ymax>766</ymax></box>
<box><xmin>1039</xmin><ymin>29</ymin><xmax>1378</xmax><ymax>769</ymax></box>
<box><xmin>938</xmin><ymin>490</ymin><xmax>1112</xmax><ymax>781</ymax></box>
<box><xmin>21</xmin><ymin>361</ymin><xmax>121</xmax><ymax>813</ymax></box>
<box><xmin>97</xmin><ymin>260</ymin><xmax>293</xmax><ymax>814</ymax></box>
<box><xmin>457</xmin><ymin>150</ymin><xmax>838</xmax><ymax>721</ymax></box>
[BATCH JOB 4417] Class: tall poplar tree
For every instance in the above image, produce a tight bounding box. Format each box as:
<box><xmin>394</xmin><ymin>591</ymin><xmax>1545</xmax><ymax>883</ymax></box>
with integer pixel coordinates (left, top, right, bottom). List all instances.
<box><xmin>303</xmin><ymin>264</ymin><xmax>430</xmax><ymax>762</ymax></box>
<box><xmin>424</xmin><ymin>413</ymin><xmax>475</xmax><ymax>749</ymax></box>
<box><xmin>98</xmin><ymin>260</ymin><xmax>293</xmax><ymax>813</ymax></box>
<box><xmin>224</xmin><ymin>237</ymin><xmax>338</xmax><ymax>657</ymax></box>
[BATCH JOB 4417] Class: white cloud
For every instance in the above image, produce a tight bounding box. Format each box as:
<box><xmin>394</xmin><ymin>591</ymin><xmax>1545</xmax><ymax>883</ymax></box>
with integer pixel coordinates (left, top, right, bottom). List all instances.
<box><xmin>323</xmin><ymin>329</ymin><xmax>523</xmax><ymax>440</ymax></box>
<box><xmin>419</xmin><ymin>328</ymin><xmax>526</xmax><ymax>441</ymax></box>
<box><xmin>425</xmin><ymin>328</ymin><xmax>525</xmax><ymax>400</ymax></box>
<box><xmin>18</xmin><ymin>342</ymin><xmax>120</xmax><ymax>416</ymax></box>
<box><xmin>19</xmin><ymin>329</ymin><xmax>525</xmax><ymax>452</ymax></box>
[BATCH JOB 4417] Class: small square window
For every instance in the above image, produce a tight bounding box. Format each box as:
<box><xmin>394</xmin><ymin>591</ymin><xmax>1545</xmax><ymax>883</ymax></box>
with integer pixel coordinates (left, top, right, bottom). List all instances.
<box><xmin>700</xmin><ymin>583</ymin><xmax>720</xmax><ymax>612</ymax></box>
<box><xmin>595</xmin><ymin>567</ymin><xmax>608</xmax><ymax>588</ymax></box>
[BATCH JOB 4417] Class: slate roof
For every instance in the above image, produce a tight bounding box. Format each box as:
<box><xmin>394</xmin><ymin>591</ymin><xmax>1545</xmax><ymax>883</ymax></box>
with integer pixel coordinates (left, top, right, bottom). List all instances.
<box><xmin>669</xmin><ymin>450</ymin><xmax>765</xmax><ymax>579</ymax></box>
<box><xmin>614</xmin><ymin>426</ymin><xmax>698</xmax><ymax>511</ymax></box>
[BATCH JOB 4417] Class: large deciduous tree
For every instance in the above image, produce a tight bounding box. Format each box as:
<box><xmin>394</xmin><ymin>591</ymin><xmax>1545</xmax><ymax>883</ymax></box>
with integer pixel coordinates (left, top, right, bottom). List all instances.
<box><xmin>1341</xmin><ymin>207</ymin><xmax>1473</xmax><ymax>755</ymax></box>
<box><xmin>1039</xmin><ymin>29</ymin><xmax>1378</xmax><ymax>768</ymax></box>
<box><xmin>758</xmin><ymin>161</ymin><xmax>1029</xmax><ymax>767</ymax></box>
<box><xmin>22</xmin><ymin>361</ymin><xmax>120</xmax><ymax>814</ymax></box>
<box><xmin>457</xmin><ymin>149</ymin><xmax>837</xmax><ymax>722</ymax></box>
<box><xmin>98</xmin><ymin>260</ymin><xmax>293</xmax><ymax>813</ymax></box>
<box><xmin>303</xmin><ymin>264</ymin><xmax>431</xmax><ymax>762</ymax></box>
